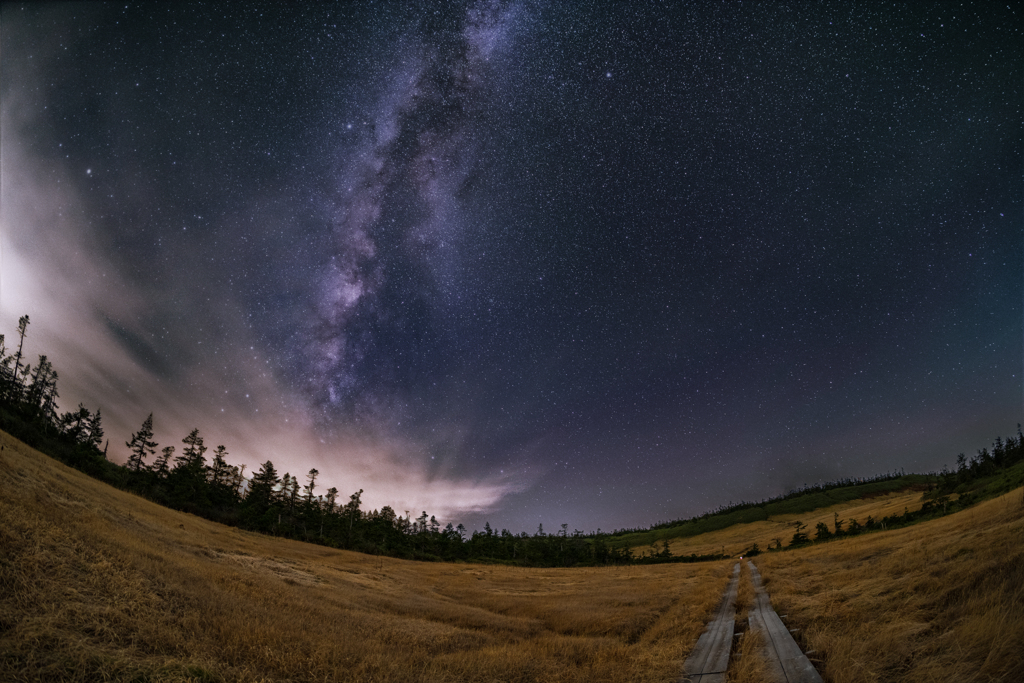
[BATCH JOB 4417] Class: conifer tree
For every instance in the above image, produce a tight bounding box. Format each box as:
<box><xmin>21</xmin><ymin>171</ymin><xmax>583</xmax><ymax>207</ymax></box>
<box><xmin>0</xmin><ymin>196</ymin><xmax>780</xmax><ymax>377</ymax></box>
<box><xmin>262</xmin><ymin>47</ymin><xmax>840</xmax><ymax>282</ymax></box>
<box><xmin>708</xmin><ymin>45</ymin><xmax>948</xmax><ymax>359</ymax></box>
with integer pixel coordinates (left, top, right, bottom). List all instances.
<box><xmin>152</xmin><ymin>446</ymin><xmax>174</xmax><ymax>478</ymax></box>
<box><xmin>170</xmin><ymin>428</ymin><xmax>211</xmax><ymax>508</ymax></box>
<box><xmin>176</xmin><ymin>428</ymin><xmax>207</xmax><ymax>469</ymax></box>
<box><xmin>324</xmin><ymin>486</ymin><xmax>338</xmax><ymax>513</ymax></box>
<box><xmin>344</xmin><ymin>489</ymin><xmax>363</xmax><ymax>543</ymax></box>
<box><xmin>12</xmin><ymin>315</ymin><xmax>29</xmax><ymax>396</ymax></box>
<box><xmin>86</xmin><ymin>408</ymin><xmax>104</xmax><ymax>449</ymax></box>
<box><xmin>246</xmin><ymin>460</ymin><xmax>279</xmax><ymax>513</ymax></box>
<box><xmin>210</xmin><ymin>445</ymin><xmax>231</xmax><ymax>486</ymax></box>
<box><xmin>304</xmin><ymin>468</ymin><xmax>319</xmax><ymax>505</ymax></box>
<box><xmin>126</xmin><ymin>414</ymin><xmax>157</xmax><ymax>471</ymax></box>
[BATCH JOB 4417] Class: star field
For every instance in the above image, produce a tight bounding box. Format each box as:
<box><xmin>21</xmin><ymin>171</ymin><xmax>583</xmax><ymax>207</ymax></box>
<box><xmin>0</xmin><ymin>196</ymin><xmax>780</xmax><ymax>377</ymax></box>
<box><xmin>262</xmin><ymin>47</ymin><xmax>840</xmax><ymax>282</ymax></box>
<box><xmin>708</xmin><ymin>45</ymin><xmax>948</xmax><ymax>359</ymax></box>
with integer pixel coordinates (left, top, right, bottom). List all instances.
<box><xmin>1</xmin><ymin>1</ymin><xmax>1020</xmax><ymax>532</ymax></box>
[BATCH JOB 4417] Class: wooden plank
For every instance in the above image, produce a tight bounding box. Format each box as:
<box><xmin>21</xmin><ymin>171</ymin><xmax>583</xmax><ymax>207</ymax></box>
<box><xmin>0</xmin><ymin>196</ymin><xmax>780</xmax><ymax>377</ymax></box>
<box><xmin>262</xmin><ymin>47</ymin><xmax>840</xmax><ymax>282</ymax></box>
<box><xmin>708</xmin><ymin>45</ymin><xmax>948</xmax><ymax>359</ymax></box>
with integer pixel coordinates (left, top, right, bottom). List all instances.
<box><xmin>679</xmin><ymin>562</ymin><xmax>740</xmax><ymax>683</ymax></box>
<box><xmin>746</xmin><ymin>560</ymin><xmax>823</xmax><ymax>683</ymax></box>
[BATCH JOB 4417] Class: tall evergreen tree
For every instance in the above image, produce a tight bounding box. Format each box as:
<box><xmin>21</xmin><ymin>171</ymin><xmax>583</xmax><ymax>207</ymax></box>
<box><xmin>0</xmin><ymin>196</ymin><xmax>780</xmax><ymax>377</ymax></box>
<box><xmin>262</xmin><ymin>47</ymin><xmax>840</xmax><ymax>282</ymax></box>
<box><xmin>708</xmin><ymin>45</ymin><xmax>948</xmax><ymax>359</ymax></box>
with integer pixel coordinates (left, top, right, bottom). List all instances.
<box><xmin>152</xmin><ymin>446</ymin><xmax>174</xmax><ymax>478</ymax></box>
<box><xmin>246</xmin><ymin>460</ymin><xmax>279</xmax><ymax>513</ymax></box>
<box><xmin>24</xmin><ymin>355</ymin><xmax>56</xmax><ymax>417</ymax></box>
<box><xmin>126</xmin><ymin>414</ymin><xmax>157</xmax><ymax>471</ymax></box>
<box><xmin>208</xmin><ymin>445</ymin><xmax>238</xmax><ymax>508</ymax></box>
<box><xmin>61</xmin><ymin>404</ymin><xmax>91</xmax><ymax>442</ymax></box>
<box><xmin>176</xmin><ymin>428</ymin><xmax>207</xmax><ymax>469</ymax></box>
<box><xmin>169</xmin><ymin>429</ymin><xmax>210</xmax><ymax>509</ymax></box>
<box><xmin>209</xmin><ymin>445</ymin><xmax>231</xmax><ymax>486</ymax></box>
<box><xmin>86</xmin><ymin>408</ymin><xmax>104</xmax><ymax>450</ymax></box>
<box><xmin>11</xmin><ymin>315</ymin><xmax>29</xmax><ymax>397</ymax></box>
<box><xmin>324</xmin><ymin>486</ymin><xmax>338</xmax><ymax>514</ymax></box>
<box><xmin>304</xmin><ymin>468</ymin><xmax>319</xmax><ymax>505</ymax></box>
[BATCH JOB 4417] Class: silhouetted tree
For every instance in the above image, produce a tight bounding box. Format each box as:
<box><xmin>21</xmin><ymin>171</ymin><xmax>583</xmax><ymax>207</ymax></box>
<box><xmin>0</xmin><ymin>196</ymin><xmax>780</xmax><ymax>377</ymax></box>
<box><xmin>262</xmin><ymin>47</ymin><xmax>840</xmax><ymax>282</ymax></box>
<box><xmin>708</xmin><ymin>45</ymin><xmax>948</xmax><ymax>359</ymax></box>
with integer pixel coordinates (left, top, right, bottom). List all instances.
<box><xmin>11</xmin><ymin>315</ymin><xmax>29</xmax><ymax>397</ymax></box>
<box><xmin>86</xmin><ymin>408</ymin><xmax>104</xmax><ymax>451</ymax></box>
<box><xmin>246</xmin><ymin>460</ymin><xmax>279</xmax><ymax>514</ymax></box>
<box><xmin>209</xmin><ymin>445</ymin><xmax>232</xmax><ymax>486</ymax></box>
<box><xmin>344</xmin><ymin>489</ymin><xmax>363</xmax><ymax>546</ymax></box>
<box><xmin>152</xmin><ymin>446</ymin><xmax>174</xmax><ymax>479</ymax></box>
<box><xmin>176</xmin><ymin>428</ymin><xmax>207</xmax><ymax>469</ymax></box>
<box><xmin>169</xmin><ymin>428</ymin><xmax>209</xmax><ymax>509</ymax></box>
<box><xmin>304</xmin><ymin>468</ymin><xmax>319</xmax><ymax>505</ymax></box>
<box><xmin>126</xmin><ymin>414</ymin><xmax>157</xmax><ymax>471</ymax></box>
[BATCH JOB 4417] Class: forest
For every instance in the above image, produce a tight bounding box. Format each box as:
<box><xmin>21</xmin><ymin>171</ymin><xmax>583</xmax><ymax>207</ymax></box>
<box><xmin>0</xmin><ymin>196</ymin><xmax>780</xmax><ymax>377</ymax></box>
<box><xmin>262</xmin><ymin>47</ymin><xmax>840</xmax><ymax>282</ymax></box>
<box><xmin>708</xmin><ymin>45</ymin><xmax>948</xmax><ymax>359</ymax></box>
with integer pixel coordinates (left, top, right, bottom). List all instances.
<box><xmin>2</xmin><ymin>314</ymin><xmax>1021</xmax><ymax>567</ymax></box>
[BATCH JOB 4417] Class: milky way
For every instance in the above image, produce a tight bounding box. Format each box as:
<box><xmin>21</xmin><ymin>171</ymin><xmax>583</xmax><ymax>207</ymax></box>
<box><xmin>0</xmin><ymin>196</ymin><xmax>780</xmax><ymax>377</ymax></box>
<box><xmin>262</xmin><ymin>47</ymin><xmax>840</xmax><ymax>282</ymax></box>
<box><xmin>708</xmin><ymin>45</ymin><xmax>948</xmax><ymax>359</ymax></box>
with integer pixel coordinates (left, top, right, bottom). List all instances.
<box><xmin>1</xmin><ymin>2</ymin><xmax>1020</xmax><ymax>533</ymax></box>
<box><xmin>308</xmin><ymin>2</ymin><xmax>523</xmax><ymax>422</ymax></box>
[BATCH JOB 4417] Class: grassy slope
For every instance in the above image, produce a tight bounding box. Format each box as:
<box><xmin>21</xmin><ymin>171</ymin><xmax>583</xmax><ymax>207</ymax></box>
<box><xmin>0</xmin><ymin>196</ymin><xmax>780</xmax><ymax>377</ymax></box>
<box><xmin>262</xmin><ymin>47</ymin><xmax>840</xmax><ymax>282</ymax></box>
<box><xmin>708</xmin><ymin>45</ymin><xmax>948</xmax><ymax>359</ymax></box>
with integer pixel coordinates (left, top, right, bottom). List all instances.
<box><xmin>0</xmin><ymin>430</ymin><xmax>732</xmax><ymax>683</ymax></box>
<box><xmin>655</xmin><ymin>489</ymin><xmax>928</xmax><ymax>559</ymax></box>
<box><xmin>755</xmin><ymin>488</ymin><xmax>1024</xmax><ymax>682</ymax></box>
<box><xmin>613</xmin><ymin>476</ymin><xmax>934</xmax><ymax>552</ymax></box>
<box><xmin>644</xmin><ymin>461</ymin><xmax>1024</xmax><ymax>559</ymax></box>
<box><xmin>3</xmin><ymin>428</ymin><xmax>1022</xmax><ymax>682</ymax></box>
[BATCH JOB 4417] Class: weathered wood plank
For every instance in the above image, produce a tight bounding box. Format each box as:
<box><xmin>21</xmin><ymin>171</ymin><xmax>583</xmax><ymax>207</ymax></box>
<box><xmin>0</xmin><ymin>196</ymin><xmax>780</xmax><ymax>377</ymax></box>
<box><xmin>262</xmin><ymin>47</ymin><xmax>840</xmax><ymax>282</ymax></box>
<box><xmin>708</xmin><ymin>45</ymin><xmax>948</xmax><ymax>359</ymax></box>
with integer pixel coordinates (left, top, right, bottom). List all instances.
<box><xmin>679</xmin><ymin>562</ymin><xmax>741</xmax><ymax>683</ymax></box>
<box><xmin>747</xmin><ymin>561</ymin><xmax>823</xmax><ymax>683</ymax></box>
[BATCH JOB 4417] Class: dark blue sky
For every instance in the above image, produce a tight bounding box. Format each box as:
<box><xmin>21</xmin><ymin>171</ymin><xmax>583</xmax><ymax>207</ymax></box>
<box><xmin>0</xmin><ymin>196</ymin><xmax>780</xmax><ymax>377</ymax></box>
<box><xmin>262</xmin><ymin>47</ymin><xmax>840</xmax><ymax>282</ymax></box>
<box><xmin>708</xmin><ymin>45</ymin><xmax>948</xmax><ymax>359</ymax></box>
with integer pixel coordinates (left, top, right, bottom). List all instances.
<box><xmin>1</xmin><ymin>1</ymin><xmax>1020</xmax><ymax>532</ymax></box>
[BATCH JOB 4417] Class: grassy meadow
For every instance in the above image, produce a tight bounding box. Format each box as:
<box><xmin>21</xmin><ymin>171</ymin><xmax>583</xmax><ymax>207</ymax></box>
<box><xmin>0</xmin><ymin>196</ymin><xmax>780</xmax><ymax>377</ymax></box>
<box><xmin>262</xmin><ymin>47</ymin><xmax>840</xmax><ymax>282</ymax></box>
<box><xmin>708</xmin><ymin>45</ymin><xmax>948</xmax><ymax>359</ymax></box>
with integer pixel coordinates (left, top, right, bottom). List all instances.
<box><xmin>0</xmin><ymin>431</ymin><xmax>732</xmax><ymax>682</ymax></box>
<box><xmin>3</xmin><ymin>428</ymin><xmax>1023</xmax><ymax>682</ymax></box>
<box><xmin>753</xmin><ymin>488</ymin><xmax>1024</xmax><ymax>682</ymax></box>
<box><xmin>644</xmin><ymin>489</ymin><xmax>929</xmax><ymax>559</ymax></box>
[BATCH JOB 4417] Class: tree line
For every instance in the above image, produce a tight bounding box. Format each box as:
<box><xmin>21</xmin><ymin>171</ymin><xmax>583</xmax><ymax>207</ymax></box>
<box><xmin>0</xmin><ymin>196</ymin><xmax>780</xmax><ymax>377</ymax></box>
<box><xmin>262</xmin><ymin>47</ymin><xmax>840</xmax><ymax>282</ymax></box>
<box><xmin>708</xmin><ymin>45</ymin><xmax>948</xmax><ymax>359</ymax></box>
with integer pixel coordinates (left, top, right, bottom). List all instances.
<box><xmin>1</xmin><ymin>314</ymin><xmax>1019</xmax><ymax>567</ymax></box>
<box><xmin>0</xmin><ymin>315</ymin><xmax>654</xmax><ymax>566</ymax></box>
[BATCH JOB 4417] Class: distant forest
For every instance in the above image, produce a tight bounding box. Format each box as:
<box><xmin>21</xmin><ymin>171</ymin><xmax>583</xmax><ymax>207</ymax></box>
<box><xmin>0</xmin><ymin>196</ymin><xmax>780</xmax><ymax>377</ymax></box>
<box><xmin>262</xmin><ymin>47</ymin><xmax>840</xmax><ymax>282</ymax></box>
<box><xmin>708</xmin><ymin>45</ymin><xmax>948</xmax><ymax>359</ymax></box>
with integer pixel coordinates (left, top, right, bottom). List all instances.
<box><xmin>2</xmin><ymin>314</ymin><xmax>1022</xmax><ymax>567</ymax></box>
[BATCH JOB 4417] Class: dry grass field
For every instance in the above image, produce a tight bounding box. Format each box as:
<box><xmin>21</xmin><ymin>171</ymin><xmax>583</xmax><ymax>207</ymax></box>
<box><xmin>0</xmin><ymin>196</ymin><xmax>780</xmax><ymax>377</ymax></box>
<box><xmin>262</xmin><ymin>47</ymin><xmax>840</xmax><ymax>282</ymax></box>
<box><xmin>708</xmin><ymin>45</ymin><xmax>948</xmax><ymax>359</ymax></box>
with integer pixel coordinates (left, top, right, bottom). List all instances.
<box><xmin>754</xmin><ymin>488</ymin><xmax>1024</xmax><ymax>682</ymax></box>
<box><xmin>641</xmin><ymin>490</ymin><xmax>928</xmax><ymax>559</ymax></box>
<box><xmin>0</xmin><ymin>431</ymin><xmax>733</xmax><ymax>683</ymax></box>
<box><xmin>3</xmin><ymin>427</ymin><xmax>1022</xmax><ymax>682</ymax></box>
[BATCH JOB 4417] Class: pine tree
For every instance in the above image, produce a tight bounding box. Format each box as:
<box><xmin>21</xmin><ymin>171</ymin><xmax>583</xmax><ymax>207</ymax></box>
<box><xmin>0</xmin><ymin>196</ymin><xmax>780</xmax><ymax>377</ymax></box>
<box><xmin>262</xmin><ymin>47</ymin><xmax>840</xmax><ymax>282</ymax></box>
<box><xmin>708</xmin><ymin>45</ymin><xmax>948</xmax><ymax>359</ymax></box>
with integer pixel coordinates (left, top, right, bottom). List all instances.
<box><xmin>126</xmin><ymin>414</ymin><xmax>157</xmax><ymax>471</ymax></box>
<box><xmin>25</xmin><ymin>355</ymin><xmax>56</xmax><ymax>416</ymax></box>
<box><xmin>324</xmin><ymin>486</ymin><xmax>338</xmax><ymax>513</ymax></box>
<box><xmin>279</xmin><ymin>473</ymin><xmax>293</xmax><ymax>508</ymax></box>
<box><xmin>12</xmin><ymin>315</ymin><xmax>29</xmax><ymax>397</ymax></box>
<box><xmin>176</xmin><ymin>428</ymin><xmax>207</xmax><ymax>469</ymax></box>
<box><xmin>344</xmin><ymin>489</ymin><xmax>363</xmax><ymax>543</ymax></box>
<box><xmin>304</xmin><ymin>468</ymin><xmax>319</xmax><ymax>505</ymax></box>
<box><xmin>62</xmin><ymin>404</ymin><xmax>90</xmax><ymax>442</ymax></box>
<box><xmin>246</xmin><ymin>460</ymin><xmax>279</xmax><ymax>513</ymax></box>
<box><xmin>152</xmin><ymin>446</ymin><xmax>174</xmax><ymax>478</ymax></box>
<box><xmin>168</xmin><ymin>429</ymin><xmax>210</xmax><ymax>509</ymax></box>
<box><xmin>86</xmin><ymin>408</ymin><xmax>104</xmax><ymax>449</ymax></box>
<box><xmin>209</xmin><ymin>445</ymin><xmax>231</xmax><ymax>486</ymax></box>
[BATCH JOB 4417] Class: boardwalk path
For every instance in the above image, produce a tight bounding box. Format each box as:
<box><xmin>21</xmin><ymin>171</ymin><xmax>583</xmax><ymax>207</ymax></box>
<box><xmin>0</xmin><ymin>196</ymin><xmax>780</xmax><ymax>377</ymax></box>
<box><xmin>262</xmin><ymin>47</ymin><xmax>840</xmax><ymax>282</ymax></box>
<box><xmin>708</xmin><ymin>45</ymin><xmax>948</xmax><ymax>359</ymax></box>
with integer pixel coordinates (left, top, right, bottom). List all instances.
<box><xmin>747</xmin><ymin>560</ymin><xmax>823</xmax><ymax>683</ymax></box>
<box><xmin>679</xmin><ymin>563</ymin><xmax>740</xmax><ymax>683</ymax></box>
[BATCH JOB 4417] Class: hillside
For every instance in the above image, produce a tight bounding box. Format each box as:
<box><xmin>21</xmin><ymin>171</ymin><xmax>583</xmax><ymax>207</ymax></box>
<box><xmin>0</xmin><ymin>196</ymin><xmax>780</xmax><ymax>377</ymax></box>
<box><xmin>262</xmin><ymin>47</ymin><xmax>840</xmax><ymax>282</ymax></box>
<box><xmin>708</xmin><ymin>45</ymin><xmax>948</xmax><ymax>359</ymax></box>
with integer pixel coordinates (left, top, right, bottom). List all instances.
<box><xmin>3</xmin><ymin>429</ymin><xmax>1023</xmax><ymax>682</ymax></box>
<box><xmin>647</xmin><ymin>488</ymin><xmax>929</xmax><ymax>559</ymax></box>
<box><xmin>610</xmin><ymin>476</ymin><xmax>934</xmax><ymax>552</ymax></box>
<box><xmin>756</xmin><ymin>488</ymin><xmax>1024</xmax><ymax>682</ymax></box>
<box><xmin>0</xmin><ymin>430</ymin><xmax>731</xmax><ymax>682</ymax></box>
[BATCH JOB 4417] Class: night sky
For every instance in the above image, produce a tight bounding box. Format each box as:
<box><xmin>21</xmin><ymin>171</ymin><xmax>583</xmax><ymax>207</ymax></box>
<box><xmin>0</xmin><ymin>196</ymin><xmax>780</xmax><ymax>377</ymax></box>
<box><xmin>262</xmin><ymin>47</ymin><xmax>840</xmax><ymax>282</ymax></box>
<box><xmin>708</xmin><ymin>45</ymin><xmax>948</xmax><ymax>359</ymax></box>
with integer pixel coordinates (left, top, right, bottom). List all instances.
<box><xmin>1</xmin><ymin>2</ymin><xmax>1020</xmax><ymax>533</ymax></box>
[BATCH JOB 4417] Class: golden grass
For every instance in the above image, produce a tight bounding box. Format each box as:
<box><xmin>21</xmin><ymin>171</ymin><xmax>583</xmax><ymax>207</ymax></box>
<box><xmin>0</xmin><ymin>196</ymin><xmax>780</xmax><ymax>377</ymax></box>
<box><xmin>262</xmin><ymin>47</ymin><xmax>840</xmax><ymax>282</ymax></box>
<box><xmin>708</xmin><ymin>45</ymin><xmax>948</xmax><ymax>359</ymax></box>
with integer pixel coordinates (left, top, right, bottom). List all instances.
<box><xmin>644</xmin><ymin>490</ymin><xmax>927</xmax><ymax>559</ymax></box>
<box><xmin>4</xmin><ymin>428</ymin><xmax>1022</xmax><ymax>682</ymax></box>
<box><xmin>753</xmin><ymin>488</ymin><xmax>1024</xmax><ymax>682</ymax></box>
<box><xmin>727</xmin><ymin>627</ymin><xmax>771</xmax><ymax>683</ymax></box>
<box><xmin>0</xmin><ymin>432</ymin><xmax>734</xmax><ymax>682</ymax></box>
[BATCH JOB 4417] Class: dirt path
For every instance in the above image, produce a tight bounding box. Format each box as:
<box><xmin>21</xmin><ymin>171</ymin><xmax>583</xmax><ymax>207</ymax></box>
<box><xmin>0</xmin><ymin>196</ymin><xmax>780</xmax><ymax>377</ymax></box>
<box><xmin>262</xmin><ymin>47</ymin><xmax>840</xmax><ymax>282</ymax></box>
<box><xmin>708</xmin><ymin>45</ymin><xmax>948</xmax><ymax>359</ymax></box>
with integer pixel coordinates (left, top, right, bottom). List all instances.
<box><xmin>680</xmin><ymin>562</ymin><xmax>740</xmax><ymax>683</ymax></box>
<box><xmin>747</xmin><ymin>560</ymin><xmax>823</xmax><ymax>683</ymax></box>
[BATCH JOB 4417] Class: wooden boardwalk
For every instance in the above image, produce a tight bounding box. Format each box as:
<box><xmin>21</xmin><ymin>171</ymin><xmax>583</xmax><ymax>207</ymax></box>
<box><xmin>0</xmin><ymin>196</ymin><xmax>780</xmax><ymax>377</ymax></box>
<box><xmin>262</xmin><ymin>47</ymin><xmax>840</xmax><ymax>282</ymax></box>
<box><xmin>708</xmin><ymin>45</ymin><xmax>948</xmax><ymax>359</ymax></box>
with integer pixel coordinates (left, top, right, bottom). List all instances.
<box><xmin>746</xmin><ymin>561</ymin><xmax>823</xmax><ymax>683</ymax></box>
<box><xmin>680</xmin><ymin>561</ymin><xmax>823</xmax><ymax>683</ymax></box>
<box><xmin>679</xmin><ymin>563</ymin><xmax>740</xmax><ymax>683</ymax></box>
